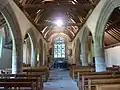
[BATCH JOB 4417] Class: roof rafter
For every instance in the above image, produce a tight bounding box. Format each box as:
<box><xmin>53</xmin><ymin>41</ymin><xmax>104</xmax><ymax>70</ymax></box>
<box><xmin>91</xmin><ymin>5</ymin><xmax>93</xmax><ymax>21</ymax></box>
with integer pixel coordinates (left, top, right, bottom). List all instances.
<box><xmin>106</xmin><ymin>20</ymin><xmax>120</xmax><ymax>31</ymax></box>
<box><xmin>36</xmin><ymin>22</ymin><xmax>82</xmax><ymax>27</ymax></box>
<box><xmin>23</xmin><ymin>3</ymin><xmax>94</xmax><ymax>9</ymax></box>
<box><xmin>45</xmin><ymin>30</ymin><xmax>74</xmax><ymax>40</ymax></box>
<box><xmin>106</xmin><ymin>30</ymin><xmax>120</xmax><ymax>42</ymax></box>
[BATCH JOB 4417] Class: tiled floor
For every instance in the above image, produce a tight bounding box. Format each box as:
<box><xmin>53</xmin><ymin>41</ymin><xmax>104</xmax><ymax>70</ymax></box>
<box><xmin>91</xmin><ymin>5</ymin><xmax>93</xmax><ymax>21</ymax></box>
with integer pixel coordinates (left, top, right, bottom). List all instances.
<box><xmin>43</xmin><ymin>69</ymin><xmax>79</xmax><ymax>90</ymax></box>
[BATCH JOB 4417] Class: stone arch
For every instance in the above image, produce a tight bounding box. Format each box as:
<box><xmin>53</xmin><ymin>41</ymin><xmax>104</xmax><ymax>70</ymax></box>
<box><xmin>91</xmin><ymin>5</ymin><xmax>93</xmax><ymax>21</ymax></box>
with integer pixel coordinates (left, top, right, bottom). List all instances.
<box><xmin>81</xmin><ymin>27</ymin><xmax>90</xmax><ymax>43</ymax></box>
<box><xmin>0</xmin><ymin>0</ymin><xmax>23</xmax><ymax>73</ymax></box>
<box><xmin>95</xmin><ymin>0</ymin><xmax>120</xmax><ymax>46</ymax></box>
<box><xmin>95</xmin><ymin>0</ymin><xmax>120</xmax><ymax>71</ymax></box>
<box><xmin>24</xmin><ymin>28</ymin><xmax>37</xmax><ymax>67</ymax></box>
<box><xmin>49</xmin><ymin>33</ymin><xmax>71</xmax><ymax>42</ymax></box>
<box><xmin>86</xmin><ymin>0</ymin><xmax>120</xmax><ymax>71</ymax></box>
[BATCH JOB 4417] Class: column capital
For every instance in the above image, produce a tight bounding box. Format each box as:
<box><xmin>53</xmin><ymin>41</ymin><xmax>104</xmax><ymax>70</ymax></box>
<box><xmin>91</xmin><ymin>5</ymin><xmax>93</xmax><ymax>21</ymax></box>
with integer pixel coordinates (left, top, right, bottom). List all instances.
<box><xmin>94</xmin><ymin>45</ymin><xmax>104</xmax><ymax>57</ymax></box>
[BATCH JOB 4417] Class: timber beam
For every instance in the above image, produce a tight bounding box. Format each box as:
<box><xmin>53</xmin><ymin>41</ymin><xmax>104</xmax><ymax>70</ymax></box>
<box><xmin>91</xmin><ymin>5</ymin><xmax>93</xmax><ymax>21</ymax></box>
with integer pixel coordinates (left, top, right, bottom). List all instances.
<box><xmin>23</xmin><ymin>3</ymin><xmax>94</xmax><ymax>10</ymax></box>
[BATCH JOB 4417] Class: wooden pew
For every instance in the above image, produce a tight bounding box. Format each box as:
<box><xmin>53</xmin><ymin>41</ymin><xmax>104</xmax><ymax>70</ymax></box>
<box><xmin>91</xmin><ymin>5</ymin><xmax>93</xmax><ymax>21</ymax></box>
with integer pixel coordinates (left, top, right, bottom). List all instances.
<box><xmin>78</xmin><ymin>73</ymin><xmax>120</xmax><ymax>90</ymax></box>
<box><xmin>106</xmin><ymin>67</ymin><xmax>119</xmax><ymax>72</ymax></box>
<box><xmin>16</xmin><ymin>74</ymin><xmax>43</xmax><ymax>90</ymax></box>
<box><xmin>0</xmin><ymin>82</ymin><xmax>34</xmax><ymax>90</ymax></box>
<box><xmin>0</xmin><ymin>74</ymin><xmax>43</xmax><ymax>90</ymax></box>
<box><xmin>77</xmin><ymin>71</ymin><xmax>114</xmax><ymax>84</ymax></box>
<box><xmin>73</xmin><ymin>66</ymin><xmax>120</xmax><ymax>90</ymax></box>
<box><xmin>78</xmin><ymin>70</ymin><xmax>120</xmax><ymax>81</ymax></box>
<box><xmin>86</xmin><ymin>78</ymin><xmax>120</xmax><ymax>90</ymax></box>
<box><xmin>0</xmin><ymin>78</ymin><xmax>36</xmax><ymax>90</ymax></box>
<box><xmin>76</xmin><ymin>72</ymin><xmax>116</xmax><ymax>90</ymax></box>
<box><xmin>23</xmin><ymin>66</ymin><xmax>49</xmax><ymax>82</ymax></box>
<box><xmin>95</xmin><ymin>84</ymin><xmax>120</xmax><ymax>90</ymax></box>
<box><xmin>70</xmin><ymin>66</ymin><xmax>120</xmax><ymax>80</ymax></box>
<box><xmin>69</xmin><ymin>66</ymin><xmax>95</xmax><ymax>79</ymax></box>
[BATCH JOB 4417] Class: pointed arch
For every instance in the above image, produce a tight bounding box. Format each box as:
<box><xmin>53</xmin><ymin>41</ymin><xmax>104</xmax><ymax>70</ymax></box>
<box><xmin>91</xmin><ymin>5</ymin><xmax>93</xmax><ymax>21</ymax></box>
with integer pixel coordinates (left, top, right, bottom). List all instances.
<box><xmin>24</xmin><ymin>28</ymin><xmax>37</xmax><ymax>67</ymax></box>
<box><xmin>0</xmin><ymin>0</ymin><xmax>23</xmax><ymax>73</ymax></box>
<box><xmin>86</xmin><ymin>0</ymin><xmax>120</xmax><ymax>71</ymax></box>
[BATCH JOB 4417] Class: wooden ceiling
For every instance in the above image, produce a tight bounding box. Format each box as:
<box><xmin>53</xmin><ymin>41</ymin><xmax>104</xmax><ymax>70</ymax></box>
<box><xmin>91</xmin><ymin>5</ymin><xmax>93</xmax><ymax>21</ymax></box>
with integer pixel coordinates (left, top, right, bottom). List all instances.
<box><xmin>104</xmin><ymin>7</ymin><xmax>120</xmax><ymax>46</ymax></box>
<box><xmin>0</xmin><ymin>0</ymin><xmax>119</xmax><ymax>46</ymax></box>
<box><xmin>14</xmin><ymin>0</ymin><xmax>98</xmax><ymax>41</ymax></box>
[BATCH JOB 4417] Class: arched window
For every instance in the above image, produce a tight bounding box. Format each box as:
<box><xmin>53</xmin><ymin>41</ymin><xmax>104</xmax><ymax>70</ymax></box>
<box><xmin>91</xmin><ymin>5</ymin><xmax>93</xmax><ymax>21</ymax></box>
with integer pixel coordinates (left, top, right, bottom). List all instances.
<box><xmin>54</xmin><ymin>37</ymin><xmax>65</xmax><ymax>58</ymax></box>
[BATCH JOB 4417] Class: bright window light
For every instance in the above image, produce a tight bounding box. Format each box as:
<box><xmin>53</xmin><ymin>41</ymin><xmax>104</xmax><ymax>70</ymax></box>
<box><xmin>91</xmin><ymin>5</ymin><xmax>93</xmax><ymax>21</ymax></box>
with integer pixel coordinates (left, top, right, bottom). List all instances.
<box><xmin>54</xmin><ymin>19</ymin><xmax>63</xmax><ymax>27</ymax></box>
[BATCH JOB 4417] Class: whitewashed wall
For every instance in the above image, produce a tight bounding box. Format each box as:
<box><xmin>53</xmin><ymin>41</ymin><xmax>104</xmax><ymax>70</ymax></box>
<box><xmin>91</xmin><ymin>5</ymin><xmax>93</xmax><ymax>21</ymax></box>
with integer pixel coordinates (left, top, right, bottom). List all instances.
<box><xmin>105</xmin><ymin>46</ymin><xmax>120</xmax><ymax>67</ymax></box>
<box><xmin>0</xmin><ymin>48</ymin><xmax>12</xmax><ymax>69</ymax></box>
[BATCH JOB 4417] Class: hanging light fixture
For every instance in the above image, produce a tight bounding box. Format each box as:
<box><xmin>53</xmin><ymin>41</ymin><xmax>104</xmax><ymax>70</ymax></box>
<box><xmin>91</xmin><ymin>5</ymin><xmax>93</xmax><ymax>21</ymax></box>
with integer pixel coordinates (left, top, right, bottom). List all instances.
<box><xmin>54</xmin><ymin>19</ymin><xmax>64</xmax><ymax>27</ymax></box>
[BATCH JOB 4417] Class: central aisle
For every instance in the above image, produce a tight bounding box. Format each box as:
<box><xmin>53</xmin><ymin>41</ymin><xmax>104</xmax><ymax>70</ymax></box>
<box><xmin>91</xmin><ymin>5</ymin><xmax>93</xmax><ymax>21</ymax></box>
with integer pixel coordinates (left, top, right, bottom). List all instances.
<box><xmin>44</xmin><ymin>69</ymin><xmax>79</xmax><ymax>90</ymax></box>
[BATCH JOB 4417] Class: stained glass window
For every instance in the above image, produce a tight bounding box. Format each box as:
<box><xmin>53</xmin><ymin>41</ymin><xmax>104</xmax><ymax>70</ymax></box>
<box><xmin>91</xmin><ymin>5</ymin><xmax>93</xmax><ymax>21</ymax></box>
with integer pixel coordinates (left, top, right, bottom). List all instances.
<box><xmin>54</xmin><ymin>37</ymin><xmax>65</xmax><ymax>58</ymax></box>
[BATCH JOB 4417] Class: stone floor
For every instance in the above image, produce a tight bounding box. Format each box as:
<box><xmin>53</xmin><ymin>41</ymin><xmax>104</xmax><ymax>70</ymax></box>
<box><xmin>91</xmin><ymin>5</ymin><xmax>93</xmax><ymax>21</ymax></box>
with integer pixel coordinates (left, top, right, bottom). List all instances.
<box><xmin>43</xmin><ymin>69</ymin><xmax>79</xmax><ymax>90</ymax></box>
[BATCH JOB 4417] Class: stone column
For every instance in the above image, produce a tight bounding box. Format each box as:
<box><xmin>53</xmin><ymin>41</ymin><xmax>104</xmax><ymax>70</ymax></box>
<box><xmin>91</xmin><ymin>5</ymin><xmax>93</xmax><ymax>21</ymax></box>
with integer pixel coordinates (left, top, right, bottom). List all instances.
<box><xmin>0</xmin><ymin>0</ymin><xmax>28</xmax><ymax>74</ymax></box>
<box><xmin>39</xmin><ymin>52</ymin><xmax>43</xmax><ymax>66</ymax></box>
<box><xmin>30</xmin><ymin>47</ymin><xmax>36</xmax><ymax>67</ymax></box>
<box><xmin>37</xmin><ymin>54</ymin><xmax>40</xmax><ymax>67</ymax></box>
<box><xmin>1</xmin><ymin>3</ymin><xmax>23</xmax><ymax>74</ymax></box>
<box><xmin>29</xmin><ymin>37</ymin><xmax>37</xmax><ymax>67</ymax></box>
<box><xmin>94</xmin><ymin>43</ymin><xmax>106</xmax><ymax>72</ymax></box>
<box><xmin>12</xmin><ymin>42</ymin><xmax>23</xmax><ymax>74</ymax></box>
<box><xmin>25</xmin><ymin>38</ymin><xmax>30</xmax><ymax>65</ymax></box>
<box><xmin>42</xmin><ymin>48</ymin><xmax>45</xmax><ymax>66</ymax></box>
<box><xmin>23</xmin><ymin>43</ymin><xmax>27</xmax><ymax>64</ymax></box>
<box><xmin>34</xmin><ymin>48</ymin><xmax>38</xmax><ymax>67</ymax></box>
<box><xmin>81</xmin><ymin>43</ymin><xmax>88</xmax><ymax>66</ymax></box>
<box><xmin>75</xmin><ymin>50</ymin><xmax>80</xmax><ymax>65</ymax></box>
